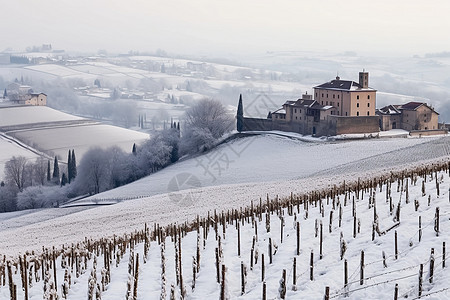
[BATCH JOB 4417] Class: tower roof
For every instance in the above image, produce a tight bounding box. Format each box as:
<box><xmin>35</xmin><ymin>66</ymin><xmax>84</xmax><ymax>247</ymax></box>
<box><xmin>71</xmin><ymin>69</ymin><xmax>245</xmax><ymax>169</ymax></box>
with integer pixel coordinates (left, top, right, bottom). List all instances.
<box><xmin>314</xmin><ymin>77</ymin><xmax>376</xmax><ymax>91</ymax></box>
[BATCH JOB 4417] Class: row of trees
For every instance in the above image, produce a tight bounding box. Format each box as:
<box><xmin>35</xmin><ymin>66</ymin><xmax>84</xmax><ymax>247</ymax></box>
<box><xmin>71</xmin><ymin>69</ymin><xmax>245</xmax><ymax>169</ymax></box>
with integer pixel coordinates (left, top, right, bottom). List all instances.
<box><xmin>0</xmin><ymin>150</ymin><xmax>78</xmax><ymax>211</ymax></box>
<box><xmin>0</xmin><ymin>98</ymin><xmax>234</xmax><ymax>212</ymax></box>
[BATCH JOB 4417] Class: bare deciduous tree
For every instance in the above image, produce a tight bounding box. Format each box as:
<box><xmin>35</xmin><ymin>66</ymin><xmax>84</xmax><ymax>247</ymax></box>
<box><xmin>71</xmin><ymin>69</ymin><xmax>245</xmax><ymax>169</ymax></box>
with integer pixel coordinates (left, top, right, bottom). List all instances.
<box><xmin>4</xmin><ymin>156</ymin><xmax>28</xmax><ymax>192</ymax></box>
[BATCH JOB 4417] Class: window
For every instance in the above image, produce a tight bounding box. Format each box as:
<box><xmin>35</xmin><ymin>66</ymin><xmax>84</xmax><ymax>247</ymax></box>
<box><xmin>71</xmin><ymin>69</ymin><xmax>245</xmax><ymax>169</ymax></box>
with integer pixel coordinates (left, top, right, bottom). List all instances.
<box><xmin>321</xmin><ymin>101</ymin><xmax>324</xmax><ymax>105</ymax></box>
<box><xmin>345</xmin><ymin>112</ymin><xmax>348</xmax><ymax>116</ymax></box>
<box><xmin>326</xmin><ymin>94</ymin><xmax>328</xmax><ymax>98</ymax></box>
<box><xmin>356</xmin><ymin>112</ymin><xmax>360</xmax><ymax>116</ymax></box>
<box><xmin>338</xmin><ymin>95</ymin><xmax>340</xmax><ymax>99</ymax></box>
<box><xmin>337</xmin><ymin>102</ymin><xmax>339</xmax><ymax>107</ymax></box>
<box><xmin>299</xmin><ymin>117</ymin><xmax>301</xmax><ymax>120</ymax></box>
<box><xmin>326</xmin><ymin>101</ymin><xmax>328</xmax><ymax>105</ymax></box>
<box><xmin>368</xmin><ymin>95</ymin><xmax>370</xmax><ymax>99</ymax></box>
<box><xmin>367</xmin><ymin>103</ymin><xmax>370</xmax><ymax>107</ymax></box>
<box><xmin>295</xmin><ymin>116</ymin><xmax>297</xmax><ymax>120</ymax></box>
<box><xmin>357</xmin><ymin>95</ymin><xmax>360</xmax><ymax>100</ymax></box>
<box><xmin>294</xmin><ymin>109</ymin><xmax>297</xmax><ymax>113</ymax></box>
<box><xmin>322</xmin><ymin>93</ymin><xmax>324</xmax><ymax>97</ymax></box>
<box><xmin>357</xmin><ymin>103</ymin><xmax>360</xmax><ymax>108</ymax></box>
<box><xmin>315</xmin><ymin>92</ymin><xmax>317</xmax><ymax>97</ymax></box>
<box><xmin>367</xmin><ymin>111</ymin><xmax>370</xmax><ymax>116</ymax></box>
<box><xmin>300</xmin><ymin>109</ymin><xmax>302</xmax><ymax>113</ymax></box>
<box><xmin>333</xmin><ymin>94</ymin><xmax>335</xmax><ymax>99</ymax></box>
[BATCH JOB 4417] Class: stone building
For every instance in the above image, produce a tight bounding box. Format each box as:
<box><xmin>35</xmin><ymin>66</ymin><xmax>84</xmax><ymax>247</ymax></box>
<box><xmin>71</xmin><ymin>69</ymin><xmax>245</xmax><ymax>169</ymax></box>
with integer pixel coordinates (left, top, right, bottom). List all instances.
<box><xmin>244</xmin><ymin>71</ymin><xmax>380</xmax><ymax>136</ymax></box>
<box><xmin>313</xmin><ymin>71</ymin><xmax>376</xmax><ymax>117</ymax></box>
<box><xmin>377</xmin><ymin>102</ymin><xmax>439</xmax><ymax>131</ymax></box>
<box><xmin>241</xmin><ymin>71</ymin><xmax>442</xmax><ymax>136</ymax></box>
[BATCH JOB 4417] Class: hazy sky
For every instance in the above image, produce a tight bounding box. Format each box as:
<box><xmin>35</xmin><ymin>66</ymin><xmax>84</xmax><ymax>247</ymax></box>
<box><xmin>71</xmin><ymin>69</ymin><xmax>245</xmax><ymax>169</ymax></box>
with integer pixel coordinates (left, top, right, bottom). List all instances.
<box><xmin>2</xmin><ymin>0</ymin><xmax>450</xmax><ymax>56</ymax></box>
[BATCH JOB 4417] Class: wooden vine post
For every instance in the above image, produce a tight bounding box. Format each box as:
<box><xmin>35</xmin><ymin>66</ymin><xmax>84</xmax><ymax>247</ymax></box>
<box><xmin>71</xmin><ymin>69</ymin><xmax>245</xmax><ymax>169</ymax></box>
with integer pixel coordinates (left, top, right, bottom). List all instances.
<box><xmin>360</xmin><ymin>250</ymin><xmax>364</xmax><ymax>285</ymax></box>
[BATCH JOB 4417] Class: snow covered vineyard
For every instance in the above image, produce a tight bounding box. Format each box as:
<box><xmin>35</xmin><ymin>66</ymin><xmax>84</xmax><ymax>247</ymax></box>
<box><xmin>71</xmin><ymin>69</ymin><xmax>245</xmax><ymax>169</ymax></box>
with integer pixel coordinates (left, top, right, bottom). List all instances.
<box><xmin>0</xmin><ymin>162</ymin><xmax>449</xmax><ymax>299</ymax></box>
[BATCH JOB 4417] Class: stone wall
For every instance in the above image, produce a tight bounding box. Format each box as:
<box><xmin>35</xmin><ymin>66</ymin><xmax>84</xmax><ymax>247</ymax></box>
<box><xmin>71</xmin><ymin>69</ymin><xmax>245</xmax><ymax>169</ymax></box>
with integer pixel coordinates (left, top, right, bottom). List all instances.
<box><xmin>326</xmin><ymin>115</ymin><xmax>380</xmax><ymax>135</ymax></box>
<box><xmin>243</xmin><ymin>115</ymin><xmax>380</xmax><ymax>136</ymax></box>
<box><xmin>242</xmin><ymin>117</ymin><xmax>272</xmax><ymax>131</ymax></box>
<box><xmin>409</xmin><ymin>129</ymin><xmax>448</xmax><ymax>137</ymax></box>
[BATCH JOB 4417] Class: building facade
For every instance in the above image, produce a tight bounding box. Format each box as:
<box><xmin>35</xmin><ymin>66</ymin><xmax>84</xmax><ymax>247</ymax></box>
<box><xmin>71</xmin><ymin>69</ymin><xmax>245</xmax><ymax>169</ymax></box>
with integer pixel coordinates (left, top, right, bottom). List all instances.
<box><xmin>377</xmin><ymin>102</ymin><xmax>439</xmax><ymax>131</ymax></box>
<box><xmin>313</xmin><ymin>71</ymin><xmax>376</xmax><ymax>117</ymax></box>
<box><xmin>267</xmin><ymin>72</ymin><xmax>379</xmax><ymax>136</ymax></box>
<box><xmin>241</xmin><ymin>71</ymin><xmax>442</xmax><ymax>136</ymax></box>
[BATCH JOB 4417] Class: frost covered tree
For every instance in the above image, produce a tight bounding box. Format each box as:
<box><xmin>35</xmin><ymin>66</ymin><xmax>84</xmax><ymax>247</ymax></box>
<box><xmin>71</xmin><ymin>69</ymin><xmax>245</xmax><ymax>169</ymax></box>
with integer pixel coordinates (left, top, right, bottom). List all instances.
<box><xmin>137</xmin><ymin>134</ymin><xmax>173</xmax><ymax>173</ymax></box>
<box><xmin>74</xmin><ymin>147</ymin><xmax>109</xmax><ymax>194</ymax></box>
<box><xmin>181</xmin><ymin>98</ymin><xmax>234</xmax><ymax>153</ymax></box>
<box><xmin>16</xmin><ymin>185</ymin><xmax>66</xmax><ymax>209</ymax></box>
<box><xmin>33</xmin><ymin>157</ymin><xmax>47</xmax><ymax>186</ymax></box>
<box><xmin>4</xmin><ymin>156</ymin><xmax>28</xmax><ymax>192</ymax></box>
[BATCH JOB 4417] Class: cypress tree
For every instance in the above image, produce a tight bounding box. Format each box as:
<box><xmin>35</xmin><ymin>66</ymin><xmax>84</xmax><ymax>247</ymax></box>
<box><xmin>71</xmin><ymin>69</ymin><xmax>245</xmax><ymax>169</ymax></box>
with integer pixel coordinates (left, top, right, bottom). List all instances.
<box><xmin>237</xmin><ymin>94</ymin><xmax>244</xmax><ymax>132</ymax></box>
<box><xmin>47</xmin><ymin>160</ymin><xmax>51</xmax><ymax>182</ymax></box>
<box><xmin>132</xmin><ymin>143</ymin><xmax>137</xmax><ymax>155</ymax></box>
<box><xmin>67</xmin><ymin>150</ymin><xmax>72</xmax><ymax>183</ymax></box>
<box><xmin>61</xmin><ymin>173</ymin><xmax>67</xmax><ymax>186</ymax></box>
<box><xmin>3</xmin><ymin>88</ymin><xmax>6</xmax><ymax>99</ymax></box>
<box><xmin>53</xmin><ymin>156</ymin><xmax>60</xmax><ymax>179</ymax></box>
<box><xmin>71</xmin><ymin>150</ymin><xmax>77</xmax><ymax>180</ymax></box>
<box><xmin>170</xmin><ymin>142</ymin><xmax>179</xmax><ymax>163</ymax></box>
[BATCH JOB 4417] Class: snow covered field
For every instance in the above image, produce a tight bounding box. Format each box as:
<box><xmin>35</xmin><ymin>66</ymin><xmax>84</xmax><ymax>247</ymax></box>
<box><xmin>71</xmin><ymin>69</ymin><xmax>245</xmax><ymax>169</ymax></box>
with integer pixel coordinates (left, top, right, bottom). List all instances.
<box><xmin>7</xmin><ymin>123</ymin><xmax>149</xmax><ymax>160</ymax></box>
<box><xmin>0</xmin><ymin>155</ymin><xmax>448</xmax><ymax>299</ymax></box>
<box><xmin>0</xmin><ymin>135</ymin><xmax>40</xmax><ymax>177</ymax></box>
<box><xmin>0</xmin><ymin>106</ymin><xmax>149</xmax><ymax>180</ymax></box>
<box><xmin>72</xmin><ymin>133</ymin><xmax>449</xmax><ymax>203</ymax></box>
<box><xmin>0</xmin><ymin>134</ymin><xmax>448</xmax><ymax>254</ymax></box>
<box><xmin>0</xmin><ymin>106</ymin><xmax>84</xmax><ymax>129</ymax></box>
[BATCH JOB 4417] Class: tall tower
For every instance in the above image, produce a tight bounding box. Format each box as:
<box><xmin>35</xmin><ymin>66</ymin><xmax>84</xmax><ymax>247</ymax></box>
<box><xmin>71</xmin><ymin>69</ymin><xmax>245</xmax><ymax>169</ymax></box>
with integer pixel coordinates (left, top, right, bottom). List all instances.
<box><xmin>359</xmin><ymin>70</ymin><xmax>369</xmax><ymax>88</ymax></box>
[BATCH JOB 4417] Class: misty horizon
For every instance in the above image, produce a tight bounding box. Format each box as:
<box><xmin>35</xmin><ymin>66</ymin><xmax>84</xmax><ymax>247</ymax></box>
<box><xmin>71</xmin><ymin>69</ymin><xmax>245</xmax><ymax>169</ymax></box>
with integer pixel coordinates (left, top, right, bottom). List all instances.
<box><xmin>1</xmin><ymin>0</ymin><xmax>450</xmax><ymax>57</ymax></box>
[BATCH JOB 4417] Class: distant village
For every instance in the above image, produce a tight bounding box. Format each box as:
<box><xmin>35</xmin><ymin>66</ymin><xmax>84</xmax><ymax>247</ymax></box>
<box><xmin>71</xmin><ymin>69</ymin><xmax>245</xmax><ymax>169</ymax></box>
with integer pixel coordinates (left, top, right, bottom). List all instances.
<box><xmin>1</xmin><ymin>46</ymin><xmax>448</xmax><ymax>137</ymax></box>
<box><xmin>242</xmin><ymin>71</ymin><xmax>447</xmax><ymax>137</ymax></box>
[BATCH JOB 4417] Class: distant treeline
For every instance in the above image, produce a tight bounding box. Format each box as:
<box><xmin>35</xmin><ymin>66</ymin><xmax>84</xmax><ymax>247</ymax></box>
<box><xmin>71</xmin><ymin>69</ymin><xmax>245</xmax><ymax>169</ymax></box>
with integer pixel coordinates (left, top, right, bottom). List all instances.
<box><xmin>10</xmin><ymin>55</ymin><xmax>30</xmax><ymax>64</ymax></box>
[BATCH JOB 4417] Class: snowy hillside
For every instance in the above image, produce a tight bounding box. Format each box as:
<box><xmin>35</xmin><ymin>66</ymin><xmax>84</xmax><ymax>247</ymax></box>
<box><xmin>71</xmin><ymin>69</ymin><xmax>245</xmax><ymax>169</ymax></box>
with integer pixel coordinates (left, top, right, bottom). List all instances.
<box><xmin>0</xmin><ymin>156</ymin><xmax>448</xmax><ymax>299</ymax></box>
<box><xmin>0</xmin><ymin>106</ymin><xmax>149</xmax><ymax>180</ymax></box>
<box><xmin>0</xmin><ymin>135</ymin><xmax>40</xmax><ymax>177</ymax></box>
<box><xmin>71</xmin><ymin>133</ymin><xmax>449</xmax><ymax>205</ymax></box>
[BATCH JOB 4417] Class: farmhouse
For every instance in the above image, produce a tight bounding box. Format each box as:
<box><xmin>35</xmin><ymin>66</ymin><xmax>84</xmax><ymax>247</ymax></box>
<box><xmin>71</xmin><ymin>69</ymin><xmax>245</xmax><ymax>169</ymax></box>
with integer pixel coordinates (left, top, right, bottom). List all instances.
<box><xmin>5</xmin><ymin>83</ymin><xmax>47</xmax><ymax>106</ymax></box>
<box><xmin>376</xmin><ymin>102</ymin><xmax>439</xmax><ymax>131</ymax></box>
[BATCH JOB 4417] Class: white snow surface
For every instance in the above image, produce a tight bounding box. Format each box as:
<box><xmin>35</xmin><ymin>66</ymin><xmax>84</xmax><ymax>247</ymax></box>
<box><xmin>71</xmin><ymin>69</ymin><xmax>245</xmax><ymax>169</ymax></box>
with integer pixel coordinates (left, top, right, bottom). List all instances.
<box><xmin>0</xmin><ymin>148</ymin><xmax>449</xmax><ymax>299</ymax></box>
<box><xmin>0</xmin><ymin>106</ymin><xmax>84</xmax><ymax>128</ymax></box>
<box><xmin>0</xmin><ymin>135</ymin><xmax>41</xmax><ymax>177</ymax></box>
<box><xmin>8</xmin><ymin>123</ymin><xmax>149</xmax><ymax>160</ymax></box>
<box><xmin>72</xmin><ymin>133</ymin><xmax>448</xmax><ymax>203</ymax></box>
<box><xmin>0</xmin><ymin>133</ymin><xmax>448</xmax><ymax>256</ymax></box>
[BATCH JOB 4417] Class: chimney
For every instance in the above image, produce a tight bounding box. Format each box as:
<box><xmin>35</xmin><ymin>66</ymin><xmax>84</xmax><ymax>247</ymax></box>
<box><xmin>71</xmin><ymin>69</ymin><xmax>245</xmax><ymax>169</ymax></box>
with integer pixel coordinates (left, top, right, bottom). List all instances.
<box><xmin>359</xmin><ymin>70</ymin><xmax>369</xmax><ymax>88</ymax></box>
